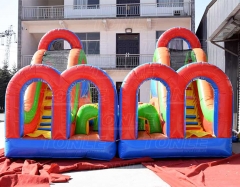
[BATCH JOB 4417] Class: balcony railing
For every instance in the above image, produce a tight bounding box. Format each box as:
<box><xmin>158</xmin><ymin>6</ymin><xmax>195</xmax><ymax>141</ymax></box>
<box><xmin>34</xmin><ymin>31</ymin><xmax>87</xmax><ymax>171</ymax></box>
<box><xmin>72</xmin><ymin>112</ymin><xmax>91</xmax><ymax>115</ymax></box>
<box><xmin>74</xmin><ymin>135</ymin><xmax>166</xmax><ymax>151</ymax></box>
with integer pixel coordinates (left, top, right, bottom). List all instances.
<box><xmin>21</xmin><ymin>54</ymin><xmax>153</xmax><ymax>70</ymax></box>
<box><xmin>22</xmin><ymin>2</ymin><xmax>191</xmax><ymax>20</ymax></box>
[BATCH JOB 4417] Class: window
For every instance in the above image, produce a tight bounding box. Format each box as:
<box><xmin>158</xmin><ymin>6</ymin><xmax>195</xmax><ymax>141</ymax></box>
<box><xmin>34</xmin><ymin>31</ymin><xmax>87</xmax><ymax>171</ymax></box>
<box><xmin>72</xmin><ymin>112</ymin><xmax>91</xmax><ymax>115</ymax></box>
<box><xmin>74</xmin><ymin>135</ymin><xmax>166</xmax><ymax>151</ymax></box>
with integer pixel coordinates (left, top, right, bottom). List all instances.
<box><xmin>90</xmin><ymin>83</ymin><xmax>98</xmax><ymax>103</ymax></box>
<box><xmin>157</xmin><ymin>0</ymin><xmax>183</xmax><ymax>7</ymax></box>
<box><xmin>74</xmin><ymin>0</ymin><xmax>99</xmax><ymax>9</ymax></box>
<box><xmin>76</xmin><ymin>33</ymin><xmax>100</xmax><ymax>54</ymax></box>
<box><xmin>156</xmin><ymin>31</ymin><xmax>183</xmax><ymax>50</ymax></box>
<box><xmin>49</xmin><ymin>40</ymin><xmax>64</xmax><ymax>51</ymax></box>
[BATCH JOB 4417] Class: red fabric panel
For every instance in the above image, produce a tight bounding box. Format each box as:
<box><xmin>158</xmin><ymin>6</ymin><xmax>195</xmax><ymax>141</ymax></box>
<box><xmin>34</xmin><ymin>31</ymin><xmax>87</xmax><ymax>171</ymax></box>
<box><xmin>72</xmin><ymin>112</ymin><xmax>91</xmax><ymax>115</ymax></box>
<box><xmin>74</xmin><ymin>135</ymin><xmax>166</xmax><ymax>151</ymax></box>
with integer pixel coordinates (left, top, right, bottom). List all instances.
<box><xmin>0</xmin><ymin>149</ymin><xmax>153</xmax><ymax>186</ymax></box>
<box><xmin>143</xmin><ymin>154</ymin><xmax>240</xmax><ymax>187</ymax></box>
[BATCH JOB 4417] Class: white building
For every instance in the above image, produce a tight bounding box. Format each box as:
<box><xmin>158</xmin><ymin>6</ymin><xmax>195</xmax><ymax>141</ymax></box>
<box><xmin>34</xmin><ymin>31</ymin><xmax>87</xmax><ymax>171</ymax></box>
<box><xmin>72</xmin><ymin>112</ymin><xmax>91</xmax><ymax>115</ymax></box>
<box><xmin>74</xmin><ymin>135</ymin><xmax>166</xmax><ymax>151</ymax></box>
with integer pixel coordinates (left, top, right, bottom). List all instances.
<box><xmin>18</xmin><ymin>0</ymin><xmax>194</xmax><ymax>102</ymax></box>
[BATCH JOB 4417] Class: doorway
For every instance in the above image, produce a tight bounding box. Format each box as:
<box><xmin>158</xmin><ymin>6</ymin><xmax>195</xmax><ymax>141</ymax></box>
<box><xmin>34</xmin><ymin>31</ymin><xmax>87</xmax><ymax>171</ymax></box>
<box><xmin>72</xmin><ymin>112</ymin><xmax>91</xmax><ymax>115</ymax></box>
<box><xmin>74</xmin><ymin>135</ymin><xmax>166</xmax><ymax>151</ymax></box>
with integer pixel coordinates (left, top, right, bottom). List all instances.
<box><xmin>116</xmin><ymin>33</ymin><xmax>139</xmax><ymax>68</ymax></box>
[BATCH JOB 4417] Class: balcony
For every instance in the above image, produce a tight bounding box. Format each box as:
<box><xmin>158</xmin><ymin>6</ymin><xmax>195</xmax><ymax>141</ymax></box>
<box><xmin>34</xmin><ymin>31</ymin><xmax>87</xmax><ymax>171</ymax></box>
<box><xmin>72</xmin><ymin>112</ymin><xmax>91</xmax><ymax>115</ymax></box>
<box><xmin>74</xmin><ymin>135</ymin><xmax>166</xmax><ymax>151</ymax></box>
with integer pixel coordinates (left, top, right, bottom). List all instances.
<box><xmin>21</xmin><ymin>54</ymin><xmax>153</xmax><ymax>70</ymax></box>
<box><xmin>22</xmin><ymin>2</ymin><xmax>191</xmax><ymax>20</ymax></box>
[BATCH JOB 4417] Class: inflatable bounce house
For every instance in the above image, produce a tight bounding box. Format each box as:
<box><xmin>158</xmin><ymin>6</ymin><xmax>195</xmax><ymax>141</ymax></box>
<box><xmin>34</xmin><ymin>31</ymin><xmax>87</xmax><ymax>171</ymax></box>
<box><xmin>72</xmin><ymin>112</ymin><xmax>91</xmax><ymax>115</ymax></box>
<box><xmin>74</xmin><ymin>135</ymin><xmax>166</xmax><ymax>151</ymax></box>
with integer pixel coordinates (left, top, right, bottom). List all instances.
<box><xmin>5</xmin><ymin>29</ymin><xmax>118</xmax><ymax>160</ymax></box>
<box><xmin>5</xmin><ymin>27</ymin><xmax>233</xmax><ymax>160</ymax></box>
<box><xmin>118</xmin><ymin>27</ymin><xmax>233</xmax><ymax>159</ymax></box>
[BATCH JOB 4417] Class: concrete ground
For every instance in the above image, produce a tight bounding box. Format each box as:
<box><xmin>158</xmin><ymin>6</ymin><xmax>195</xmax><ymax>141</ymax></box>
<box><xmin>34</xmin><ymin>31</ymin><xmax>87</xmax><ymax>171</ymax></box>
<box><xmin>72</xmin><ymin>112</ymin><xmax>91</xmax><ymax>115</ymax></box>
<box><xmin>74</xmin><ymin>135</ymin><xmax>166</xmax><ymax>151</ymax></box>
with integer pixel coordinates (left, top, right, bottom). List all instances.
<box><xmin>1</xmin><ymin>113</ymin><xmax>240</xmax><ymax>187</ymax></box>
<box><xmin>0</xmin><ymin>113</ymin><xmax>169</xmax><ymax>187</ymax></box>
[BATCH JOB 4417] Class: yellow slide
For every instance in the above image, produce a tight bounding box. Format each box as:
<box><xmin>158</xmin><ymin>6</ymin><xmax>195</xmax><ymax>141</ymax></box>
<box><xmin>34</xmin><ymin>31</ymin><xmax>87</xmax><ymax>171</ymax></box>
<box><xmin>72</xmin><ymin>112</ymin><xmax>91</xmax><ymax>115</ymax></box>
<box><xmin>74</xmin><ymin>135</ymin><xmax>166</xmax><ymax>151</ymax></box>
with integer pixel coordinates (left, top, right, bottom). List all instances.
<box><xmin>185</xmin><ymin>83</ymin><xmax>213</xmax><ymax>138</ymax></box>
<box><xmin>26</xmin><ymin>86</ymin><xmax>52</xmax><ymax>139</ymax></box>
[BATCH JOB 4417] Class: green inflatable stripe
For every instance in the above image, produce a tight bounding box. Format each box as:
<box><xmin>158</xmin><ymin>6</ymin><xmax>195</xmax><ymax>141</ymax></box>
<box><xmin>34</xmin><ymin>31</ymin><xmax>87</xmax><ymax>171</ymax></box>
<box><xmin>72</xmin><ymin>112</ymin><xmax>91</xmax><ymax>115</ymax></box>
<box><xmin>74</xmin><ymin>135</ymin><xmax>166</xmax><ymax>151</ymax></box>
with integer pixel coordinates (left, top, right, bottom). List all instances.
<box><xmin>191</xmin><ymin>51</ymin><xmax>213</xmax><ymax>122</ymax></box>
<box><xmin>138</xmin><ymin>103</ymin><xmax>162</xmax><ymax>133</ymax></box>
<box><xmin>24</xmin><ymin>50</ymin><xmax>87</xmax><ymax>125</ymax></box>
<box><xmin>70</xmin><ymin>83</ymin><xmax>80</xmax><ymax>123</ymax></box>
<box><xmin>70</xmin><ymin>49</ymin><xmax>88</xmax><ymax>122</ymax></box>
<box><xmin>71</xmin><ymin>49</ymin><xmax>88</xmax><ymax>122</ymax></box>
<box><xmin>24</xmin><ymin>82</ymin><xmax>42</xmax><ymax>123</ymax></box>
<box><xmin>138</xmin><ymin>118</ymin><xmax>145</xmax><ymax>131</ymax></box>
<box><xmin>78</xmin><ymin>49</ymin><xmax>87</xmax><ymax>64</ymax></box>
<box><xmin>93</xmin><ymin>117</ymin><xmax>98</xmax><ymax>131</ymax></box>
<box><xmin>75</xmin><ymin>104</ymin><xmax>98</xmax><ymax>134</ymax></box>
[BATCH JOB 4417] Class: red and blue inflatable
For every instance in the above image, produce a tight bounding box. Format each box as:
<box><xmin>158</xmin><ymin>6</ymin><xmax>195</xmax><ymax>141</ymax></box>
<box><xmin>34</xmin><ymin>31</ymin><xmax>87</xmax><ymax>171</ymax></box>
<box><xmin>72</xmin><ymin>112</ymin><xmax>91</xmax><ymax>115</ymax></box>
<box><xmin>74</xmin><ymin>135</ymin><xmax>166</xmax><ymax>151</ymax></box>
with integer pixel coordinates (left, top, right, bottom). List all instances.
<box><xmin>5</xmin><ymin>28</ymin><xmax>233</xmax><ymax>160</ymax></box>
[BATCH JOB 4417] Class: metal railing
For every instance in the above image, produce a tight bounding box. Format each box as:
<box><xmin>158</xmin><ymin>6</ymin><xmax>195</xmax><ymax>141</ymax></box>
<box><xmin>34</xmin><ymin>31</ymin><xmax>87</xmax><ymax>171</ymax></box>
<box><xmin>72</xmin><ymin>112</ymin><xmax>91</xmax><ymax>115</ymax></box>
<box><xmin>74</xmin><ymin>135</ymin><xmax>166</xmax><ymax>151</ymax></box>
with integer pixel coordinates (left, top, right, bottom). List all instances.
<box><xmin>21</xmin><ymin>54</ymin><xmax>153</xmax><ymax>69</ymax></box>
<box><xmin>22</xmin><ymin>2</ymin><xmax>191</xmax><ymax>20</ymax></box>
<box><xmin>21</xmin><ymin>55</ymin><xmax>32</xmax><ymax>67</ymax></box>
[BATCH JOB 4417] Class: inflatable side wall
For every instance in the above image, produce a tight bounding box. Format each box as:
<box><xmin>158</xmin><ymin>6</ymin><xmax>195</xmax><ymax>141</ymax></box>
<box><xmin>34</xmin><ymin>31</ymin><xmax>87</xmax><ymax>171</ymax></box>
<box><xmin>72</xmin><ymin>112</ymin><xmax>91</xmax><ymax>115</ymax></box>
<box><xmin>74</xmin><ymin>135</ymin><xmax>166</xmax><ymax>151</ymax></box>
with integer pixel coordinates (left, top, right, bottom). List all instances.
<box><xmin>5</xmin><ymin>29</ymin><xmax>118</xmax><ymax>160</ymax></box>
<box><xmin>118</xmin><ymin>27</ymin><xmax>233</xmax><ymax>159</ymax></box>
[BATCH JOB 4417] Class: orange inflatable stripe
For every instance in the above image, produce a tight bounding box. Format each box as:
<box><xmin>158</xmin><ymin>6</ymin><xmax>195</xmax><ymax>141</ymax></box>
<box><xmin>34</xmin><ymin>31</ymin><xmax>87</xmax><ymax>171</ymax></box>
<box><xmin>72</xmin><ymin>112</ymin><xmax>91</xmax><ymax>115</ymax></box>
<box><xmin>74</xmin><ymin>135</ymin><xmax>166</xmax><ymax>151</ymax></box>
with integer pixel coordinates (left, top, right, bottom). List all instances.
<box><xmin>23</xmin><ymin>49</ymin><xmax>82</xmax><ymax>136</ymax></box>
<box><xmin>24</xmin><ymin>83</ymin><xmax>47</xmax><ymax>134</ymax></box>
<box><xmin>192</xmin><ymin>48</ymin><xmax>214</xmax><ymax>135</ymax></box>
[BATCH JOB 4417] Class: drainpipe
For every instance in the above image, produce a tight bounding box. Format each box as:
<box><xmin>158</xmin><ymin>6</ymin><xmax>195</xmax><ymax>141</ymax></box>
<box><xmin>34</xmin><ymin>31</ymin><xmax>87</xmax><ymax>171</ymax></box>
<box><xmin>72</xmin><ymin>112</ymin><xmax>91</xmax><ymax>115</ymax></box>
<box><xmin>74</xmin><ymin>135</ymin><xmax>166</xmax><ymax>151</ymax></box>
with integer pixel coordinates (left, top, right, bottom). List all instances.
<box><xmin>17</xmin><ymin>0</ymin><xmax>22</xmax><ymax>69</ymax></box>
<box><xmin>191</xmin><ymin>0</ymin><xmax>195</xmax><ymax>32</ymax></box>
<box><xmin>237</xmin><ymin>34</ymin><xmax>240</xmax><ymax>132</ymax></box>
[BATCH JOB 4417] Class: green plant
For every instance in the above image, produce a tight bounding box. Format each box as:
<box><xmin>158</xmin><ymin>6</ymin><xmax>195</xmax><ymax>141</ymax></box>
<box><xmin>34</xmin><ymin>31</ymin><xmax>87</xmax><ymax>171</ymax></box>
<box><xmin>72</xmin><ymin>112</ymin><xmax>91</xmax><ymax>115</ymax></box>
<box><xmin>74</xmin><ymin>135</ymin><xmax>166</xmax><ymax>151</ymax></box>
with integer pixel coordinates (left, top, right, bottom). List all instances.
<box><xmin>0</xmin><ymin>63</ymin><xmax>18</xmax><ymax>113</ymax></box>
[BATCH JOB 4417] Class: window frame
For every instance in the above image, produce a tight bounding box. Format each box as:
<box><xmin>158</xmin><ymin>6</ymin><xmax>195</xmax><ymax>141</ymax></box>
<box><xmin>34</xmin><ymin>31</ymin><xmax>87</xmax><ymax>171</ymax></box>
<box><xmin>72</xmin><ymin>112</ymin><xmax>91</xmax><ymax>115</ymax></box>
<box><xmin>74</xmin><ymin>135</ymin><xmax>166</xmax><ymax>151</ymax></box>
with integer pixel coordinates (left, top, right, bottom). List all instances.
<box><xmin>73</xmin><ymin>0</ymin><xmax>100</xmax><ymax>9</ymax></box>
<box><xmin>156</xmin><ymin>0</ymin><xmax>184</xmax><ymax>7</ymax></box>
<box><xmin>90</xmin><ymin>82</ymin><xmax>98</xmax><ymax>103</ymax></box>
<box><xmin>76</xmin><ymin>32</ymin><xmax>100</xmax><ymax>55</ymax></box>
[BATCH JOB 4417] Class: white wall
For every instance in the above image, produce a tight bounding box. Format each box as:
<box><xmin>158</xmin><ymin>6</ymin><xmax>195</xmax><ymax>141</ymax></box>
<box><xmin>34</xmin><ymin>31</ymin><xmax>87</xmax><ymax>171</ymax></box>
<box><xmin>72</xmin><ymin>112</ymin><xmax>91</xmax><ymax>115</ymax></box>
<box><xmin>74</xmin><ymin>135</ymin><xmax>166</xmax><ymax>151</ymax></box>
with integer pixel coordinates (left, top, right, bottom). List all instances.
<box><xmin>26</xmin><ymin>17</ymin><xmax>190</xmax><ymax>64</ymax></box>
<box><xmin>48</xmin><ymin>0</ymin><xmax>64</xmax><ymax>6</ymax></box>
<box><xmin>205</xmin><ymin>0</ymin><xmax>240</xmax><ymax>72</ymax></box>
<box><xmin>21</xmin><ymin>25</ymin><xmax>38</xmax><ymax>56</ymax></box>
<box><xmin>139</xmin><ymin>81</ymin><xmax>151</xmax><ymax>103</ymax></box>
<box><xmin>22</xmin><ymin>0</ymin><xmax>63</xmax><ymax>6</ymax></box>
<box><xmin>63</xmin><ymin>0</ymin><xmax>191</xmax><ymax>18</ymax></box>
<box><xmin>23</xmin><ymin>17</ymin><xmax>190</xmax><ymax>101</ymax></box>
<box><xmin>22</xmin><ymin>0</ymin><xmax>48</xmax><ymax>6</ymax></box>
<box><xmin>105</xmin><ymin>70</ymin><xmax>151</xmax><ymax>103</ymax></box>
<box><xmin>61</xmin><ymin>17</ymin><xmax>190</xmax><ymax>54</ymax></box>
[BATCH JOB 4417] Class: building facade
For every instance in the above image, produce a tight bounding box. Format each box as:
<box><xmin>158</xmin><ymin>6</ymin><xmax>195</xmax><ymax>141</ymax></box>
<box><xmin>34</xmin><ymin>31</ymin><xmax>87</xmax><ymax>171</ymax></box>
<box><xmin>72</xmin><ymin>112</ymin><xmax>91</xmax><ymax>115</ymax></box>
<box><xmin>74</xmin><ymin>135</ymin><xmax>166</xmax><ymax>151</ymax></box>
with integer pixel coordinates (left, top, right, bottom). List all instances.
<box><xmin>196</xmin><ymin>0</ymin><xmax>240</xmax><ymax>130</ymax></box>
<box><xmin>18</xmin><ymin>0</ymin><xmax>194</xmax><ymax>103</ymax></box>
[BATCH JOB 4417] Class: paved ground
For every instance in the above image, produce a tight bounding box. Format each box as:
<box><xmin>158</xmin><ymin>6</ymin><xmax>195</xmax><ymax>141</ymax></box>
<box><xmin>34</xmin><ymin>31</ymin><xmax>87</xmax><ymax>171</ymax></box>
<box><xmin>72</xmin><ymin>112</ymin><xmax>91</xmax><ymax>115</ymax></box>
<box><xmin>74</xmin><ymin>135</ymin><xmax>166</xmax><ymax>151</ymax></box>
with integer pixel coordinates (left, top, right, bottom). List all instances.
<box><xmin>0</xmin><ymin>113</ymin><xmax>169</xmax><ymax>187</ymax></box>
<box><xmin>1</xmin><ymin>113</ymin><xmax>240</xmax><ymax>187</ymax></box>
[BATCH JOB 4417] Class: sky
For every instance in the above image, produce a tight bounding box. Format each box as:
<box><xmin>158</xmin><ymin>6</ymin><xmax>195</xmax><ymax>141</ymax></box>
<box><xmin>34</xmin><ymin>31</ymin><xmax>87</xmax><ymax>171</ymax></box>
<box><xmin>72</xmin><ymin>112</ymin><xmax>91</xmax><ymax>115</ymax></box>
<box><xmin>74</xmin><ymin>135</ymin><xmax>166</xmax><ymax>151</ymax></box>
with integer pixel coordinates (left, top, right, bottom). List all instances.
<box><xmin>0</xmin><ymin>0</ymin><xmax>18</xmax><ymax>69</ymax></box>
<box><xmin>195</xmin><ymin>0</ymin><xmax>212</xmax><ymax>30</ymax></box>
<box><xmin>0</xmin><ymin>0</ymin><xmax>211</xmax><ymax>69</ymax></box>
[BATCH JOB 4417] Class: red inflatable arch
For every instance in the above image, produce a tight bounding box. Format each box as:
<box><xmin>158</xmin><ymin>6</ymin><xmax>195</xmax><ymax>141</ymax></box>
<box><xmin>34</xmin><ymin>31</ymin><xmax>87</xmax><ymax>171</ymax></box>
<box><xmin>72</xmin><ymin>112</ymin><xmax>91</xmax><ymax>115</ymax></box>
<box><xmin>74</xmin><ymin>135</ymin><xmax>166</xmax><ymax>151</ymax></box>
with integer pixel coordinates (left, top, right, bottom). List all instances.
<box><xmin>38</xmin><ymin>29</ymin><xmax>82</xmax><ymax>50</ymax></box>
<box><xmin>157</xmin><ymin>27</ymin><xmax>201</xmax><ymax>49</ymax></box>
<box><xmin>120</xmin><ymin>63</ymin><xmax>233</xmax><ymax>140</ymax></box>
<box><xmin>178</xmin><ymin>62</ymin><xmax>233</xmax><ymax>138</ymax></box>
<box><xmin>6</xmin><ymin>65</ymin><xmax>116</xmax><ymax>141</ymax></box>
<box><xmin>120</xmin><ymin>63</ymin><xmax>185</xmax><ymax>139</ymax></box>
<box><xmin>6</xmin><ymin>65</ymin><xmax>66</xmax><ymax>139</ymax></box>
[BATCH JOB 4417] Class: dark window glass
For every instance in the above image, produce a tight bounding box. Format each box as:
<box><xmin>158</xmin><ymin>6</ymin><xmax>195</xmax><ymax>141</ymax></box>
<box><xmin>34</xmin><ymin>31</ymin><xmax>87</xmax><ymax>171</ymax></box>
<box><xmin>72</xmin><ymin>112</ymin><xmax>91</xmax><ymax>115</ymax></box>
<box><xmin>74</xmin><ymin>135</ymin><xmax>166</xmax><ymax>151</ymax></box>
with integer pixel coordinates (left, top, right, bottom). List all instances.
<box><xmin>88</xmin><ymin>0</ymin><xmax>99</xmax><ymax>5</ymax></box>
<box><xmin>87</xmin><ymin>33</ymin><xmax>100</xmax><ymax>40</ymax></box>
<box><xmin>49</xmin><ymin>39</ymin><xmax>64</xmax><ymax>51</ymax></box>
<box><xmin>156</xmin><ymin>31</ymin><xmax>183</xmax><ymax>50</ymax></box>
<box><xmin>156</xmin><ymin>31</ymin><xmax>164</xmax><ymax>40</ymax></box>
<box><xmin>87</xmin><ymin>41</ymin><xmax>100</xmax><ymax>54</ymax></box>
<box><xmin>77</xmin><ymin>33</ymin><xmax>87</xmax><ymax>40</ymax></box>
<box><xmin>76</xmin><ymin>33</ymin><xmax>100</xmax><ymax>54</ymax></box>
<box><xmin>81</xmin><ymin>41</ymin><xmax>87</xmax><ymax>53</ymax></box>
